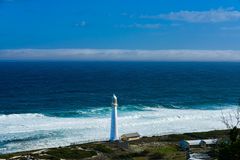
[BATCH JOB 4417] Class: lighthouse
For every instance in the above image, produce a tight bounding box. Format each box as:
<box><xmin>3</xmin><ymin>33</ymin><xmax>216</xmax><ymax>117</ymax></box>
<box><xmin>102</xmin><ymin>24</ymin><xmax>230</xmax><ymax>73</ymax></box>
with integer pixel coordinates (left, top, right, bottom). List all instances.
<box><xmin>110</xmin><ymin>94</ymin><xmax>119</xmax><ymax>141</ymax></box>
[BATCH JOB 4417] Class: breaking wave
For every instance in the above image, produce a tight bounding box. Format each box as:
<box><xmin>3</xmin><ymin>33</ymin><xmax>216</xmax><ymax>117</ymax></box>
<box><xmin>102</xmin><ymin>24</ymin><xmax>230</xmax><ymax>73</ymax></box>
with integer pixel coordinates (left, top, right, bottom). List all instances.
<box><xmin>0</xmin><ymin>105</ymin><xmax>238</xmax><ymax>154</ymax></box>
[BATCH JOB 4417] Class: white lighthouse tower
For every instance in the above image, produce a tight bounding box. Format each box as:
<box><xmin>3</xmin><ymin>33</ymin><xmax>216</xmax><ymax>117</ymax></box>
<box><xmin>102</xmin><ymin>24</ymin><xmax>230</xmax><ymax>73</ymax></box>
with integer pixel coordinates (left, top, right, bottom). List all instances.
<box><xmin>110</xmin><ymin>94</ymin><xmax>119</xmax><ymax>141</ymax></box>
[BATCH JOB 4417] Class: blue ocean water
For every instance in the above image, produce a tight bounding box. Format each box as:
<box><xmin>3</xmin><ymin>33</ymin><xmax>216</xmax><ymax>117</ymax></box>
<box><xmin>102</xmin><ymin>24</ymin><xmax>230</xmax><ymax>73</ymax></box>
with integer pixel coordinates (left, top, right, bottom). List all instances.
<box><xmin>0</xmin><ymin>62</ymin><xmax>240</xmax><ymax>153</ymax></box>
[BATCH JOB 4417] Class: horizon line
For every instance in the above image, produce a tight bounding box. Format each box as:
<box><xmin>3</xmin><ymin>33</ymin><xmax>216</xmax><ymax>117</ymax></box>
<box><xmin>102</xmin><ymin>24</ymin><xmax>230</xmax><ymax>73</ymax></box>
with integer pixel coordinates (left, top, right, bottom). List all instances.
<box><xmin>1</xmin><ymin>49</ymin><xmax>240</xmax><ymax>62</ymax></box>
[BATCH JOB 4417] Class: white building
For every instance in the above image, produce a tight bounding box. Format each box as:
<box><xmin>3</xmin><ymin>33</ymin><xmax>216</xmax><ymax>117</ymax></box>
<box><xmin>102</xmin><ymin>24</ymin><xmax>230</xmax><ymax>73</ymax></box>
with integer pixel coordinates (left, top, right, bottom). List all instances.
<box><xmin>121</xmin><ymin>132</ymin><xmax>140</xmax><ymax>141</ymax></box>
<box><xmin>179</xmin><ymin>139</ymin><xmax>218</xmax><ymax>151</ymax></box>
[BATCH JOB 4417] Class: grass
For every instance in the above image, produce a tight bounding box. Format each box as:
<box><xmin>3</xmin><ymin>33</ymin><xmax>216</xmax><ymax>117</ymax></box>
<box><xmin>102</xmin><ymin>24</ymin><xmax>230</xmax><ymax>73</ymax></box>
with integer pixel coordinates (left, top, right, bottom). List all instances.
<box><xmin>0</xmin><ymin>147</ymin><xmax>97</xmax><ymax>160</ymax></box>
<box><xmin>45</xmin><ymin>147</ymin><xmax>97</xmax><ymax>159</ymax></box>
<box><xmin>110</xmin><ymin>145</ymin><xmax>185</xmax><ymax>160</ymax></box>
<box><xmin>0</xmin><ymin>150</ymin><xmax>36</xmax><ymax>159</ymax></box>
<box><xmin>93</xmin><ymin>144</ymin><xmax>113</xmax><ymax>153</ymax></box>
<box><xmin>0</xmin><ymin>129</ymin><xmax>232</xmax><ymax>160</ymax></box>
<box><xmin>0</xmin><ymin>153</ymin><xmax>19</xmax><ymax>159</ymax></box>
<box><xmin>133</xmin><ymin>157</ymin><xmax>147</xmax><ymax>160</ymax></box>
<box><xmin>146</xmin><ymin>145</ymin><xmax>185</xmax><ymax>160</ymax></box>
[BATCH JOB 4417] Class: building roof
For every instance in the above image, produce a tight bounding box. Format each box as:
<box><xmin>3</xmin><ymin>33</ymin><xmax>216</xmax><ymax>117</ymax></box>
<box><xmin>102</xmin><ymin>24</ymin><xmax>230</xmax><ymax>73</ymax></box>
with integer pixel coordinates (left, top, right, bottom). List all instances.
<box><xmin>121</xmin><ymin>132</ymin><xmax>140</xmax><ymax>138</ymax></box>
<box><xmin>186</xmin><ymin>139</ymin><xmax>218</xmax><ymax>145</ymax></box>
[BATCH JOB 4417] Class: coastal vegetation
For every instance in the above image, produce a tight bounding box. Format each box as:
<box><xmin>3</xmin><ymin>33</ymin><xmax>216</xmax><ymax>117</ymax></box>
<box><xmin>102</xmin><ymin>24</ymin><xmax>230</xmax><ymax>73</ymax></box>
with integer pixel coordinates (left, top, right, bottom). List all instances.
<box><xmin>217</xmin><ymin>104</ymin><xmax>240</xmax><ymax>160</ymax></box>
<box><xmin>217</xmin><ymin>127</ymin><xmax>240</xmax><ymax>160</ymax></box>
<box><xmin>0</xmin><ymin>129</ymin><xmax>237</xmax><ymax>160</ymax></box>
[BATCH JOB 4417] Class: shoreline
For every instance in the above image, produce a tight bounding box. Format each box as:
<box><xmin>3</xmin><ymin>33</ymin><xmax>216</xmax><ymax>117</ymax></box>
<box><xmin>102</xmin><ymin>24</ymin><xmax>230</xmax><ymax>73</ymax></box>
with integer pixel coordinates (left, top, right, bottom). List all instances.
<box><xmin>0</xmin><ymin>128</ymin><xmax>228</xmax><ymax>155</ymax></box>
<box><xmin>0</xmin><ymin>129</ymin><xmax>231</xmax><ymax>159</ymax></box>
<box><xmin>0</xmin><ymin>107</ymin><xmax>232</xmax><ymax>154</ymax></box>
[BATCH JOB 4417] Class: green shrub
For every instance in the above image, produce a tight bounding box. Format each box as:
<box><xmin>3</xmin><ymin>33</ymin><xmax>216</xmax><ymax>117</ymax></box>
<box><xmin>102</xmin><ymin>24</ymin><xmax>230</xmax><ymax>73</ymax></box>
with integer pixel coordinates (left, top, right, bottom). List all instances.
<box><xmin>93</xmin><ymin>144</ymin><xmax>113</xmax><ymax>153</ymax></box>
<box><xmin>46</xmin><ymin>147</ymin><xmax>96</xmax><ymax>159</ymax></box>
<box><xmin>217</xmin><ymin>127</ymin><xmax>240</xmax><ymax>160</ymax></box>
<box><xmin>149</xmin><ymin>152</ymin><xmax>164</xmax><ymax>160</ymax></box>
<box><xmin>114</xmin><ymin>154</ymin><xmax>133</xmax><ymax>160</ymax></box>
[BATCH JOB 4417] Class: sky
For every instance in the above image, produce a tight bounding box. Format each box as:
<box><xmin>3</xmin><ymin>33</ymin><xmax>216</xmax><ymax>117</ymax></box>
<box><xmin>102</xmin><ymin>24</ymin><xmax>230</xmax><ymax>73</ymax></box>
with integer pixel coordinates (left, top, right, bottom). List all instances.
<box><xmin>1</xmin><ymin>0</ymin><xmax>240</xmax><ymax>60</ymax></box>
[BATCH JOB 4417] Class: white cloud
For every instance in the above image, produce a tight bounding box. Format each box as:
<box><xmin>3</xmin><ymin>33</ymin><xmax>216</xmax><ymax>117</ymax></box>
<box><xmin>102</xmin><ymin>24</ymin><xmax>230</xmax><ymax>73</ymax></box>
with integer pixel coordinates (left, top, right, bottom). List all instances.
<box><xmin>75</xmin><ymin>21</ymin><xmax>86</xmax><ymax>27</ymax></box>
<box><xmin>141</xmin><ymin>8</ymin><xmax>240</xmax><ymax>23</ymax></box>
<box><xmin>221</xmin><ymin>26</ymin><xmax>240</xmax><ymax>30</ymax></box>
<box><xmin>119</xmin><ymin>23</ymin><xmax>161</xmax><ymax>29</ymax></box>
<box><xmin>120</xmin><ymin>12</ymin><xmax>136</xmax><ymax>18</ymax></box>
<box><xmin>1</xmin><ymin>49</ymin><xmax>240</xmax><ymax>61</ymax></box>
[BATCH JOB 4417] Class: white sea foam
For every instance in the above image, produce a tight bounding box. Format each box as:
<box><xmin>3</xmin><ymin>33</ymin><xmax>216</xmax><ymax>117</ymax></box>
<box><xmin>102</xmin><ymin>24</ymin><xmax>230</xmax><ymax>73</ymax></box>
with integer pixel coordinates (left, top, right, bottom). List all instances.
<box><xmin>0</xmin><ymin>107</ymin><xmax>237</xmax><ymax>153</ymax></box>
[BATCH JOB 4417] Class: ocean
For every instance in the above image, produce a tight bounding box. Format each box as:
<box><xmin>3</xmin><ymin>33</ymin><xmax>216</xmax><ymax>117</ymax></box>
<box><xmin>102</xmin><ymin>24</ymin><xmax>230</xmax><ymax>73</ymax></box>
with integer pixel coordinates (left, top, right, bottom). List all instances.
<box><xmin>0</xmin><ymin>61</ymin><xmax>240</xmax><ymax>153</ymax></box>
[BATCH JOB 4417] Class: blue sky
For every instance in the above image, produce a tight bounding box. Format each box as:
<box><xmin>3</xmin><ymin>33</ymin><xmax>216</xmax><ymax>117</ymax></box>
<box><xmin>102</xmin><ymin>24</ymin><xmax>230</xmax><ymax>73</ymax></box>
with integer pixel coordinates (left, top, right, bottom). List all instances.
<box><xmin>0</xmin><ymin>0</ymin><xmax>240</xmax><ymax>61</ymax></box>
<box><xmin>1</xmin><ymin>0</ymin><xmax>240</xmax><ymax>61</ymax></box>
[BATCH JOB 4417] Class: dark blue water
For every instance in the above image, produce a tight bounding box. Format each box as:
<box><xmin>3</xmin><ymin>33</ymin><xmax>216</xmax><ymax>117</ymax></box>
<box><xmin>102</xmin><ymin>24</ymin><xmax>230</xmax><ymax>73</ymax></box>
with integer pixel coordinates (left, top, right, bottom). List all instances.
<box><xmin>1</xmin><ymin>61</ymin><xmax>240</xmax><ymax>154</ymax></box>
<box><xmin>0</xmin><ymin>62</ymin><xmax>240</xmax><ymax>116</ymax></box>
